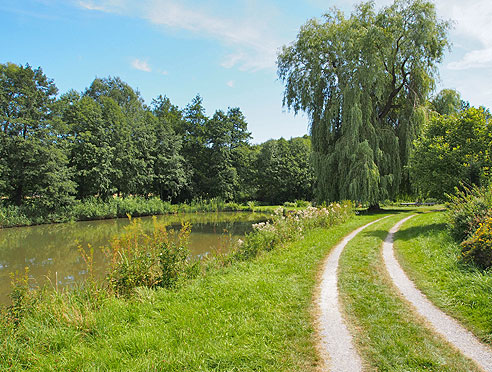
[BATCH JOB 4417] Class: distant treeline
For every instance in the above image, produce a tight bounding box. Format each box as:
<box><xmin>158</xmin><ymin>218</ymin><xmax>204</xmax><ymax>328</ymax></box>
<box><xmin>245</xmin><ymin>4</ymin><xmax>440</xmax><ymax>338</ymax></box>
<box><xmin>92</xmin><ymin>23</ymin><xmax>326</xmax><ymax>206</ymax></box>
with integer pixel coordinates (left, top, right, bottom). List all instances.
<box><xmin>0</xmin><ymin>62</ymin><xmax>314</xmax><ymax>217</ymax></box>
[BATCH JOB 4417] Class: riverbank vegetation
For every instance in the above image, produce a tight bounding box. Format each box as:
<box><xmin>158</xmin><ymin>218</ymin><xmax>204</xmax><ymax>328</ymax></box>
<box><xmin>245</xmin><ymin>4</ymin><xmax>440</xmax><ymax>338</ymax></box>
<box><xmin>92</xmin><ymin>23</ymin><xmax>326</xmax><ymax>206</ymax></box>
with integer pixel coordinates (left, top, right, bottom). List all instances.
<box><xmin>0</xmin><ymin>195</ymin><xmax>300</xmax><ymax>228</ymax></box>
<box><xmin>1</xmin><ymin>203</ymin><xmax>354</xmax><ymax>370</ymax></box>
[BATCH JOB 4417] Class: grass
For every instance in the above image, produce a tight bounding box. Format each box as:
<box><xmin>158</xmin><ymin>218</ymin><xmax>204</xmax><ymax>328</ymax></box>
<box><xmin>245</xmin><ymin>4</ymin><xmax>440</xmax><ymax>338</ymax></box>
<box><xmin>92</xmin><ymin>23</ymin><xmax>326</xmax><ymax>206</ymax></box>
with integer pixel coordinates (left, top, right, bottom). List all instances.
<box><xmin>338</xmin><ymin>212</ymin><xmax>481</xmax><ymax>371</ymax></box>
<box><xmin>1</xmin><ymin>213</ymin><xmax>381</xmax><ymax>371</ymax></box>
<box><xmin>394</xmin><ymin>211</ymin><xmax>492</xmax><ymax>344</ymax></box>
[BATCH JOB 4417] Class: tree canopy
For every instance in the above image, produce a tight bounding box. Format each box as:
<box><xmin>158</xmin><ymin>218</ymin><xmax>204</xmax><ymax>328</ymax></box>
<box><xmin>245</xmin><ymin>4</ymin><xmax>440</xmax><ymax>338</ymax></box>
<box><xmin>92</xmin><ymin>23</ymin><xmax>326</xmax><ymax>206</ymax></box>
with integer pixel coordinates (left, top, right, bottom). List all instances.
<box><xmin>410</xmin><ymin>106</ymin><xmax>492</xmax><ymax>198</ymax></box>
<box><xmin>277</xmin><ymin>0</ymin><xmax>450</xmax><ymax>204</ymax></box>
<box><xmin>0</xmin><ymin>62</ymin><xmax>316</xmax><ymax>215</ymax></box>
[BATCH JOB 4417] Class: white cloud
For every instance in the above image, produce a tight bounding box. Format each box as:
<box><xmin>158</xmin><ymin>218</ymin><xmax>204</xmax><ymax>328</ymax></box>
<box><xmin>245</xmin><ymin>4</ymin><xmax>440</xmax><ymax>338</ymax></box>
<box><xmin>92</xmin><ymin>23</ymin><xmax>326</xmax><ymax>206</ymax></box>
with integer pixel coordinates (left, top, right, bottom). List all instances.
<box><xmin>77</xmin><ymin>0</ymin><xmax>280</xmax><ymax>71</ymax></box>
<box><xmin>448</xmin><ymin>48</ymin><xmax>492</xmax><ymax>70</ymax></box>
<box><xmin>433</xmin><ymin>0</ymin><xmax>492</xmax><ymax>70</ymax></box>
<box><xmin>226</xmin><ymin>80</ymin><xmax>234</xmax><ymax>88</ymax></box>
<box><xmin>78</xmin><ymin>0</ymin><xmax>126</xmax><ymax>13</ymax></box>
<box><xmin>131</xmin><ymin>58</ymin><xmax>152</xmax><ymax>72</ymax></box>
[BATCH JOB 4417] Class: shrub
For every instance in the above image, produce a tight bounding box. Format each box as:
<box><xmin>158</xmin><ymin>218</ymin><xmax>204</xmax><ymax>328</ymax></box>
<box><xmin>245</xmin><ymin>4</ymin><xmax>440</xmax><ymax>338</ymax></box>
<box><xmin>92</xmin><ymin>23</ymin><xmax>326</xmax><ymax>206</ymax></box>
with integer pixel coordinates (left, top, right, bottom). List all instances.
<box><xmin>295</xmin><ymin>200</ymin><xmax>311</xmax><ymax>208</ymax></box>
<box><xmin>461</xmin><ymin>216</ymin><xmax>492</xmax><ymax>269</ymax></box>
<box><xmin>447</xmin><ymin>185</ymin><xmax>492</xmax><ymax>242</ymax></box>
<box><xmin>104</xmin><ymin>217</ymin><xmax>196</xmax><ymax>296</ymax></box>
<box><xmin>5</xmin><ymin>268</ymin><xmax>38</xmax><ymax>328</ymax></box>
<box><xmin>72</xmin><ymin>197</ymin><xmax>118</xmax><ymax>220</ymax></box>
<box><xmin>0</xmin><ymin>205</ymin><xmax>31</xmax><ymax>227</ymax></box>
<box><xmin>234</xmin><ymin>202</ymin><xmax>353</xmax><ymax>261</ymax></box>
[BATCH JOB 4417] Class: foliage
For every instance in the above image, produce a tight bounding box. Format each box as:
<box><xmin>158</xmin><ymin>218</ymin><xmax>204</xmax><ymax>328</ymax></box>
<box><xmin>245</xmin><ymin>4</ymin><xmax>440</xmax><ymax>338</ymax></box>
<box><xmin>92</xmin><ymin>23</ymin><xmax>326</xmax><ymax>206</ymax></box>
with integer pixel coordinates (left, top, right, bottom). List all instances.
<box><xmin>431</xmin><ymin>89</ymin><xmax>467</xmax><ymax>115</ymax></box>
<box><xmin>446</xmin><ymin>184</ymin><xmax>492</xmax><ymax>269</ymax></box>
<box><xmin>5</xmin><ymin>268</ymin><xmax>37</xmax><ymax>328</ymax></box>
<box><xmin>104</xmin><ymin>217</ymin><xmax>197</xmax><ymax>295</ymax></box>
<box><xmin>0</xmin><ymin>62</ymin><xmax>76</xmax><ymax>211</ymax></box>
<box><xmin>446</xmin><ymin>185</ymin><xmax>492</xmax><ymax>242</ymax></box>
<box><xmin>256</xmin><ymin>136</ymin><xmax>314</xmax><ymax>204</ymax></box>
<box><xmin>277</xmin><ymin>0</ymin><xmax>450</xmax><ymax>204</ymax></box>
<box><xmin>410</xmin><ymin>106</ymin><xmax>491</xmax><ymax>199</ymax></box>
<box><xmin>0</xmin><ymin>204</ymin><xmax>32</xmax><ymax>227</ymax></box>
<box><xmin>461</xmin><ymin>216</ymin><xmax>492</xmax><ymax>269</ymax></box>
<box><xmin>0</xmin><ymin>63</ymin><xmax>314</xmax><ymax>223</ymax></box>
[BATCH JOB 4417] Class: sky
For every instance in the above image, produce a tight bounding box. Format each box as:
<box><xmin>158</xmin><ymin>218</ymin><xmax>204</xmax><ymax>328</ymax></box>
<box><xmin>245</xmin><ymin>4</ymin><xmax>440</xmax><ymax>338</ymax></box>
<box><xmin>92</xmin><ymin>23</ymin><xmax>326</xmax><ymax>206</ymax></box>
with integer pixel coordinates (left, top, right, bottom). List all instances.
<box><xmin>1</xmin><ymin>0</ymin><xmax>491</xmax><ymax>143</ymax></box>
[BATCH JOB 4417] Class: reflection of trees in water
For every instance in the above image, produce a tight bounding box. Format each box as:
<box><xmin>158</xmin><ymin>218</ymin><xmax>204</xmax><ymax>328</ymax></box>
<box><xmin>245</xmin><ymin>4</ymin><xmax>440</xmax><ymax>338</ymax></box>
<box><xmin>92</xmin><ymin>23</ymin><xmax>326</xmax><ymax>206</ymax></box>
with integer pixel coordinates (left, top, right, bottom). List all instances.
<box><xmin>0</xmin><ymin>212</ymin><xmax>269</xmax><ymax>304</ymax></box>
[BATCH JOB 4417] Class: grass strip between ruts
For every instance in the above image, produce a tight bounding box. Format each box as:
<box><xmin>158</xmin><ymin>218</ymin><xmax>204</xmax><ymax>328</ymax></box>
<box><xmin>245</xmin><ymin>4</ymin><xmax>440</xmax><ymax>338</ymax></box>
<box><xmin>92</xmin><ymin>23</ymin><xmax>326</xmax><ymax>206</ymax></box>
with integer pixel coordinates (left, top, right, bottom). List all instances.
<box><xmin>2</xmin><ymin>214</ymin><xmax>380</xmax><ymax>371</ymax></box>
<box><xmin>338</xmin><ymin>213</ymin><xmax>481</xmax><ymax>371</ymax></box>
<box><xmin>394</xmin><ymin>211</ymin><xmax>492</xmax><ymax>345</ymax></box>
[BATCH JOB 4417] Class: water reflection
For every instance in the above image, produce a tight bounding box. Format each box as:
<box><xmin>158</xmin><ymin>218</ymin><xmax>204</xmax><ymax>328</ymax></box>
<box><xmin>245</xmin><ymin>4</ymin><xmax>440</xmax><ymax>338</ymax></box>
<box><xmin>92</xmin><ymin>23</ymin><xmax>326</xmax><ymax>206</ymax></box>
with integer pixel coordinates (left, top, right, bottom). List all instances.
<box><xmin>0</xmin><ymin>212</ymin><xmax>269</xmax><ymax>304</ymax></box>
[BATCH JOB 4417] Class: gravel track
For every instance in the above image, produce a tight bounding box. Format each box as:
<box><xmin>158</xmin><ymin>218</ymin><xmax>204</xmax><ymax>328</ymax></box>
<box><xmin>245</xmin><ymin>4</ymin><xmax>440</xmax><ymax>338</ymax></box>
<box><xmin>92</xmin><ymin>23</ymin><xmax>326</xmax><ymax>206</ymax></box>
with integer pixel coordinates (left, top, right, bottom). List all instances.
<box><xmin>316</xmin><ymin>217</ymin><xmax>388</xmax><ymax>372</ymax></box>
<box><xmin>383</xmin><ymin>215</ymin><xmax>492</xmax><ymax>372</ymax></box>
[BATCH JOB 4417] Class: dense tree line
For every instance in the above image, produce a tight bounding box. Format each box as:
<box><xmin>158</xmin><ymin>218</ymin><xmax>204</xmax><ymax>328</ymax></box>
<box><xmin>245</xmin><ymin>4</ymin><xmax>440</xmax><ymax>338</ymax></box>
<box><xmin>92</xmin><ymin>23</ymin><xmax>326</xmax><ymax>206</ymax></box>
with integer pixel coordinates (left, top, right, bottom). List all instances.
<box><xmin>0</xmin><ymin>62</ymin><xmax>314</xmax><ymax>214</ymax></box>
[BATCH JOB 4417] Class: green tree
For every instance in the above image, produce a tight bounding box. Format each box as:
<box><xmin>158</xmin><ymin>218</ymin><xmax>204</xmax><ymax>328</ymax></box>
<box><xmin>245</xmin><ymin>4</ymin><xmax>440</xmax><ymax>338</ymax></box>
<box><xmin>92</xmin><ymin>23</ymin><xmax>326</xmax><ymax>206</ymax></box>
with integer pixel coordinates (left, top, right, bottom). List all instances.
<box><xmin>277</xmin><ymin>0</ymin><xmax>450</xmax><ymax>205</ymax></box>
<box><xmin>85</xmin><ymin>76</ymin><xmax>144</xmax><ymax>115</ymax></box>
<box><xmin>180</xmin><ymin>95</ymin><xmax>209</xmax><ymax>200</ymax></box>
<box><xmin>64</xmin><ymin>96</ymin><xmax>116</xmax><ymax>199</ymax></box>
<box><xmin>256</xmin><ymin>136</ymin><xmax>314</xmax><ymax>204</ymax></box>
<box><xmin>205</xmin><ymin>108</ymin><xmax>252</xmax><ymax>200</ymax></box>
<box><xmin>0</xmin><ymin>63</ymin><xmax>75</xmax><ymax>211</ymax></box>
<box><xmin>410</xmin><ymin>106</ymin><xmax>491</xmax><ymax>198</ymax></box>
<box><xmin>151</xmin><ymin>98</ymin><xmax>189</xmax><ymax>200</ymax></box>
<box><xmin>431</xmin><ymin>89</ymin><xmax>464</xmax><ymax>116</ymax></box>
<box><xmin>84</xmin><ymin>77</ymin><xmax>155</xmax><ymax>197</ymax></box>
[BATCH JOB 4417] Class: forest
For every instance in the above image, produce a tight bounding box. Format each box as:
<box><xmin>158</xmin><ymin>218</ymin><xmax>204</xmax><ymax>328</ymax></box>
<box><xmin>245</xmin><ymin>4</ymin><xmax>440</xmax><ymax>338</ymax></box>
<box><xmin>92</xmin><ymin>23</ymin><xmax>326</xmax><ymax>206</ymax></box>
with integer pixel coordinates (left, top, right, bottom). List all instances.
<box><xmin>0</xmin><ymin>63</ymin><xmax>314</xmax><ymax>224</ymax></box>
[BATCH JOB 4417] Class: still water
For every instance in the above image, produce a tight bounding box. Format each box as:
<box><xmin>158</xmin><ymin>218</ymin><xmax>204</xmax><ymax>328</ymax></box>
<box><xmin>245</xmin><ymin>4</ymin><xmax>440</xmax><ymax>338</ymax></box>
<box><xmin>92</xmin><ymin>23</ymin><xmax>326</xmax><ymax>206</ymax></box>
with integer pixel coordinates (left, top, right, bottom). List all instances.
<box><xmin>0</xmin><ymin>212</ymin><xmax>269</xmax><ymax>304</ymax></box>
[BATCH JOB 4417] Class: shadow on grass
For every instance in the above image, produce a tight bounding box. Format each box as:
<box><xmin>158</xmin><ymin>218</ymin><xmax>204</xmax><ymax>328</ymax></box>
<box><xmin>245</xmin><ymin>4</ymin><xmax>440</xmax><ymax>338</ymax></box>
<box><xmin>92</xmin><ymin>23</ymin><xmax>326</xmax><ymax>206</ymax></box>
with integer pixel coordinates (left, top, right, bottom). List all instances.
<box><xmin>361</xmin><ymin>223</ymin><xmax>448</xmax><ymax>242</ymax></box>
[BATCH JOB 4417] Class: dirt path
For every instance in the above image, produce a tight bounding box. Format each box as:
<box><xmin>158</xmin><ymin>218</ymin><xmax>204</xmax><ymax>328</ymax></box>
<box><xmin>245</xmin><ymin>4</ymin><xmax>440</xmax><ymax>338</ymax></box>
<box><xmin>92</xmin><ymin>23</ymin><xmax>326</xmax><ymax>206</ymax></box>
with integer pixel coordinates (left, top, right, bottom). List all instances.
<box><xmin>383</xmin><ymin>215</ymin><xmax>492</xmax><ymax>372</ymax></box>
<box><xmin>316</xmin><ymin>217</ymin><xmax>388</xmax><ymax>372</ymax></box>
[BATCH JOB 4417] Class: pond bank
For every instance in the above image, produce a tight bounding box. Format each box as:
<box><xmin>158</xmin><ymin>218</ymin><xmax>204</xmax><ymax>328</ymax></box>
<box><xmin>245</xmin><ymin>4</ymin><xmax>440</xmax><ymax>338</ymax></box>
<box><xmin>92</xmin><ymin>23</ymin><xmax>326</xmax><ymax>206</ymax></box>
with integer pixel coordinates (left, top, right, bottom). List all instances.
<box><xmin>0</xmin><ymin>211</ymin><xmax>271</xmax><ymax>305</ymax></box>
<box><xmin>0</xmin><ymin>203</ymin><xmax>353</xmax><ymax>371</ymax></box>
<box><xmin>0</xmin><ymin>196</ymin><xmax>290</xmax><ymax>228</ymax></box>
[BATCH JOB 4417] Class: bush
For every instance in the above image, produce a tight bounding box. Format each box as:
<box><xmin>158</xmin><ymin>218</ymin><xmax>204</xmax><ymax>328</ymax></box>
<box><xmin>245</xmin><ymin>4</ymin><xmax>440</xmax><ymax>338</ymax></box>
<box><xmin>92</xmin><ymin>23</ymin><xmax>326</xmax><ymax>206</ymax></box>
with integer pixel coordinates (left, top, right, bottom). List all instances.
<box><xmin>461</xmin><ymin>216</ymin><xmax>492</xmax><ymax>269</ymax></box>
<box><xmin>0</xmin><ymin>205</ymin><xmax>31</xmax><ymax>227</ymax></box>
<box><xmin>234</xmin><ymin>202</ymin><xmax>353</xmax><ymax>261</ymax></box>
<box><xmin>447</xmin><ymin>185</ymin><xmax>492</xmax><ymax>242</ymax></box>
<box><xmin>104</xmin><ymin>217</ymin><xmax>197</xmax><ymax>296</ymax></box>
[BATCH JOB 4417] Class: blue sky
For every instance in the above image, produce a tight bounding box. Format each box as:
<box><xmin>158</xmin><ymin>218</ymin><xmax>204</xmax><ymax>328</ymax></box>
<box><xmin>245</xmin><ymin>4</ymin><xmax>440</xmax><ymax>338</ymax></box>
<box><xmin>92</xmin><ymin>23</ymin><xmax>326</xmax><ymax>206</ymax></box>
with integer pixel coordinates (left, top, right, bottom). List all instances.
<box><xmin>2</xmin><ymin>0</ymin><xmax>491</xmax><ymax>143</ymax></box>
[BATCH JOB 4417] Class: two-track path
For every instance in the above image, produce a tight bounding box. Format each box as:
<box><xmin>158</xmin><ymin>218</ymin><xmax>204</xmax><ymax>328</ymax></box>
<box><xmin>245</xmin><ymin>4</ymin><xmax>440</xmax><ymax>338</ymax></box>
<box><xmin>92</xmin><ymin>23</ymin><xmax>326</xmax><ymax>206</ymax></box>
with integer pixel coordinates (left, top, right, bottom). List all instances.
<box><xmin>316</xmin><ymin>216</ymin><xmax>388</xmax><ymax>372</ymax></box>
<box><xmin>316</xmin><ymin>214</ymin><xmax>492</xmax><ymax>372</ymax></box>
<box><xmin>382</xmin><ymin>215</ymin><xmax>492</xmax><ymax>372</ymax></box>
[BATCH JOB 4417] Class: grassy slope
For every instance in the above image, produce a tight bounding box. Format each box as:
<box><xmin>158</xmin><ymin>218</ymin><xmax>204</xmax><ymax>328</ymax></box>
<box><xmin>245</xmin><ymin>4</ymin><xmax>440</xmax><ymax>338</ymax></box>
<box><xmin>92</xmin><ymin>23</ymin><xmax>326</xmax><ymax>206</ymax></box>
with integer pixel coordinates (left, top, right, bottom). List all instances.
<box><xmin>338</xmin><ymin>213</ymin><xmax>481</xmax><ymax>371</ymax></box>
<box><xmin>3</xmin><ymin>215</ymin><xmax>380</xmax><ymax>371</ymax></box>
<box><xmin>394</xmin><ymin>212</ymin><xmax>492</xmax><ymax>344</ymax></box>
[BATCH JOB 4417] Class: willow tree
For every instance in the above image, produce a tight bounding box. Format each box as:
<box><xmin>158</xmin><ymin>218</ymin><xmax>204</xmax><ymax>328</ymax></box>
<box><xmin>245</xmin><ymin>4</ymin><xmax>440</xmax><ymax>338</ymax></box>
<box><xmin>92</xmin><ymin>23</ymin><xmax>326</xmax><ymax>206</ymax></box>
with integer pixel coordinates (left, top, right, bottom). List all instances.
<box><xmin>277</xmin><ymin>0</ymin><xmax>450</xmax><ymax>205</ymax></box>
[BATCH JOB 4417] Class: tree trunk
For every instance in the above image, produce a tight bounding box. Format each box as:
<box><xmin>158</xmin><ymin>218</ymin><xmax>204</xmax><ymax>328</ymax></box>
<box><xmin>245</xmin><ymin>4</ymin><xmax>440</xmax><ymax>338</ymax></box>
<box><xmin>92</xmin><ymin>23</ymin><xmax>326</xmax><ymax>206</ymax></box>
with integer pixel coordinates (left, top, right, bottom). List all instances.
<box><xmin>367</xmin><ymin>203</ymin><xmax>381</xmax><ymax>212</ymax></box>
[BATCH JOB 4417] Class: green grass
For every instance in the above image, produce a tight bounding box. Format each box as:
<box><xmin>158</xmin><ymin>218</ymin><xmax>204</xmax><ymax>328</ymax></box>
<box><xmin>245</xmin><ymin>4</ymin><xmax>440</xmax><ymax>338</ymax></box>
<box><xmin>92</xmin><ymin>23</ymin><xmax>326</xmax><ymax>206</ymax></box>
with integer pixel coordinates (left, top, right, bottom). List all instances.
<box><xmin>394</xmin><ymin>212</ymin><xmax>492</xmax><ymax>344</ymax></box>
<box><xmin>1</xmin><ymin>214</ymin><xmax>381</xmax><ymax>371</ymax></box>
<box><xmin>338</xmin><ymin>213</ymin><xmax>481</xmax><ymax>371</ymax></box>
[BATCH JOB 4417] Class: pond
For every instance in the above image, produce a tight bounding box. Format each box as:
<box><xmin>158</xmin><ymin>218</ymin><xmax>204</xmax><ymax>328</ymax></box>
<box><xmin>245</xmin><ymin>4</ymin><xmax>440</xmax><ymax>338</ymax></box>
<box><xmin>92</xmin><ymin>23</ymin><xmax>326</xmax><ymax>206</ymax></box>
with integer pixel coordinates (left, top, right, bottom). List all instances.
<box><xmin>0</xmin><ymin>212</ymin><xmax>269</xmax><ymax>304</ymax></box>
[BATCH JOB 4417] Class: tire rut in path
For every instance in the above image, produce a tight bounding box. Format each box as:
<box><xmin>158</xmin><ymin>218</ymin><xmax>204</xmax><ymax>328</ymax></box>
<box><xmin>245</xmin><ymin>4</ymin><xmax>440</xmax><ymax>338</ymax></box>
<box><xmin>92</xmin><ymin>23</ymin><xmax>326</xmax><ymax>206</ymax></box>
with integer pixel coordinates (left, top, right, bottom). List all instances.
<box><xmin>383</xmin><ymin>215</ymin><xmax>492</xmax><ymax>372</ymax></box>
<box><xmin>316</xmin><ymin>216</ymin><xmax>388</xmax><ymax>372</ymax></box>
